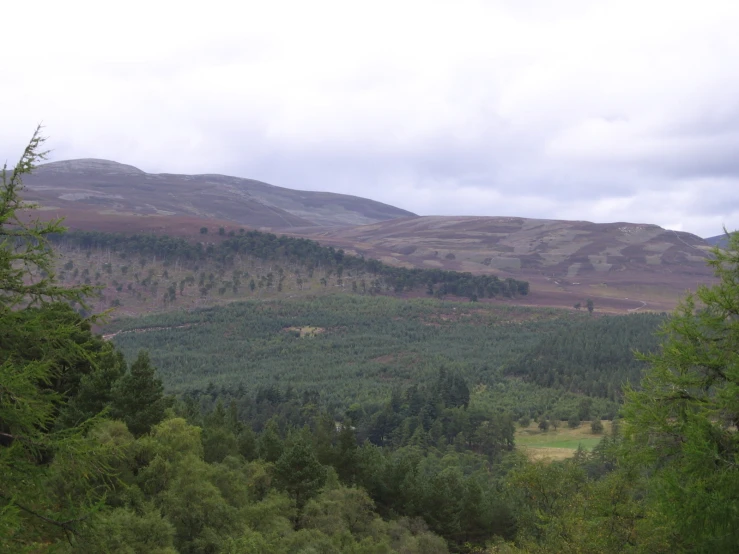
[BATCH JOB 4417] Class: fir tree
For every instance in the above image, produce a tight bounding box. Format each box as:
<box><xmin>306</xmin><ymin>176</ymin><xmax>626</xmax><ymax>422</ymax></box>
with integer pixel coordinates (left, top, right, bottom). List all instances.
<box><xmin>274</xmin><ymin>436</ymin><xmax>327</xmax><ymax>509</ymax></box>
<box><xmin>110</xmin><ymin>350</ymin><xmax>170</xmax><ymax>436</ymax></box>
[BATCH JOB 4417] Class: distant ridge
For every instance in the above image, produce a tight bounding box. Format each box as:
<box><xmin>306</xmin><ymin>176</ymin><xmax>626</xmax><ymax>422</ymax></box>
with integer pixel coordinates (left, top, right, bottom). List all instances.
<box><xmin>24</xmin><ymin>159</ymin><xmax>416</xmax><ymax>228</ymax></box>
<box><xmin>19</xmin><ymin>158</ymin><xmax>721</xmax><ymax>312</ymax></box>
<box><xmin>310</xmin><ymin>215</ymin><xmax>714</xmax><ymax>277</ymax></box>
<box><xmin>38</xmin><ymin>159</ymin><xmax>145</xmax><ymax>175</ymax></box>
<box><xmin>289</xmin><ymin>214</ymin><xmax>718</xmax><ymax>312</ymax></box>
<box><xmin>704</xmin><ymin>233</ymin><xmax>731</xmax><ymax>248</ymax></box>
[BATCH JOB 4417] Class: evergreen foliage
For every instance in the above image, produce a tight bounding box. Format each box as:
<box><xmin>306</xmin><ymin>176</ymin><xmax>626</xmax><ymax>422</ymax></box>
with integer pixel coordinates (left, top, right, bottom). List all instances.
<box><xmin>507</xmin><ymin>312</ymin><xmax>664</xmax><ymax>399</ymax></box>
<box><xmin>274</xmin><ymin>434</ymin><xmax>328</xmax><ymax>509</ymax></box>
<box><xmin>0</xmin><ymin>129</ymin><xmax>117</xmax><ymax>547</ymax></box>
<box><xmin>110</xmin><ymin>350</ymin><xmax>172</xmax><ymax>436</ymax></box>
<box><xmin>620</xmin><ymin>231</ymin><xmax>739</xmax><ymax>552</ymax></box>
<box><xmin>108</xmin><ymin>296</ymin><xmax>629</xmax><ymax>419</ymax></box>
<box><xmin>0</xmin><ymin>131</ymin><xmax>171</xmax><ymax>550</ymax></box>
<box><xmin>51</xmin><ymin>227</ymin><xmax>529</xmax><ymax>301</ymax></box>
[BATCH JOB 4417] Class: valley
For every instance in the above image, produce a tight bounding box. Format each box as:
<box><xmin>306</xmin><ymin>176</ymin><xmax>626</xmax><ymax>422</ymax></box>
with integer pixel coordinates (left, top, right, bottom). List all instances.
<box><xmin>6</xmin><ymin>152</ymin><xmax>735</xmax><ymax>553</ymax></box>
<box><xmin>6</xmin><ymin>0</ymin><xmax>739</xmax><ymax>546</ymax></box>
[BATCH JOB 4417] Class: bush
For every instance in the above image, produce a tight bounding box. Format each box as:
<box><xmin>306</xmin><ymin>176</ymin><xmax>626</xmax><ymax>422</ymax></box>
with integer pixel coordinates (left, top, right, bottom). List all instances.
<box><xmin>567</xmin><ymin>415</ymin><xmax>581</xmax><ymax>429</ymax></box>
<box><xmin>590</xmin><ymin>419</ymin><xmax>604</xmax><ymax>434</ymax></box>
<box><xmin>518</xmin><ymin>416</ymin><xmax>531</xmax><ymax>428</ymax></box>
<box><xmin>538</xmin><ymin>419</ymin><xmax>549</xmax><ymax>432</ymax></box>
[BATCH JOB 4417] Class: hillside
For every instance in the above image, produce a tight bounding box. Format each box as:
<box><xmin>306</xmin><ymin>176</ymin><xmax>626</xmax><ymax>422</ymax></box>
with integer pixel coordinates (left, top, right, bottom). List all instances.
<box><xmin>22</xmin><ymin>158</ymin><xmax>415</xmax><ymax>228</ymax></box>
<box><xmin>22</xmin><ymin>159</ymin><xmax>719</xmax><ymax>312</ymax></box>
<box><xmin>705</xmin><ymin>233</ymin><xmax>730</xmax><ymax>248</ymax></box>
<box><xmin>7</xmin><ymin>141</ymin><xmax>737</xmax><ymax>554</ymax></box>
<box><xmin>300</xmin><ymin>215</ymin><xmax>717</xmax><ymax>312</ymax></box>
<box><xmin>308</xmin><ymin>215</ymin><xmax>713</xmax><ymax>276</ymax></box>
<box><xmin>104</xmin><ymin>295</ymin><xmax>665</xmax><ymax>415</ymax></box>
<box><xmin>51</xmin><ymin>229</ymin><xmax>528</xmax><ymax>318</ymax></box>
<box><xmin>48</xmin><ymin>214</ymin><xmax>717</xmax><ymax>314</ymax></box>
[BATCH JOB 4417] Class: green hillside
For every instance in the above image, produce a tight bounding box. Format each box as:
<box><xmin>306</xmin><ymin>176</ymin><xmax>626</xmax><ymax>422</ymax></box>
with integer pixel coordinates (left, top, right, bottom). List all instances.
<box><xmin>106</xmin><ymin>295</ymin><xmax>663</xmax><ymax>419</ymax></box>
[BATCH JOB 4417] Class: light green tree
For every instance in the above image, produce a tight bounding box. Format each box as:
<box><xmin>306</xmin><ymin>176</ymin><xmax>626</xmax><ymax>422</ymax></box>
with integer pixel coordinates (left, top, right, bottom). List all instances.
<box><xmin>622</xmin><ymin>230</ymin><xmax>739</xmax><ymax>552</ymax></box>
<box><xmin>0</xmin><ymin>127</ymin><xmax>93</xmax><ymax>308</ymax></box>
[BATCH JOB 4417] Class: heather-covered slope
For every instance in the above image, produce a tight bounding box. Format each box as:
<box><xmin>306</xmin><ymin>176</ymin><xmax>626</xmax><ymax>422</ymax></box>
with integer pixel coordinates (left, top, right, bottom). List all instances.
<box><xmin>23</xmin><ymin>159</ymin><xmax>415</xmax><ymax>228</ymax></box>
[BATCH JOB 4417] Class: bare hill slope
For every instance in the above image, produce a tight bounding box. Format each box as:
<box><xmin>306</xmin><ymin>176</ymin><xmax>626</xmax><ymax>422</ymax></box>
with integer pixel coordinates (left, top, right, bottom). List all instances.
<box><xmin>23</xmin><ymin>159</ymin><xmax>415</xmax><ymax>228</ymax></box>
<box><xmin>301</xmin><ymin>215</ymin><xmax>717</xmax><ymax>312</ymax></box>
<box><xmin>312</xmin><ymin>215</ymin><xmax>712</xmax><ymax>275</ymax></box>
<box><xmin>705</xmin><ymin>234</ymin><xmax>730</xmax><ymax>248</ymax></box>
<box><xmin>20</xmin><ymin>159</ymin><xmax>719</xmax><ymax>312</ymax></box>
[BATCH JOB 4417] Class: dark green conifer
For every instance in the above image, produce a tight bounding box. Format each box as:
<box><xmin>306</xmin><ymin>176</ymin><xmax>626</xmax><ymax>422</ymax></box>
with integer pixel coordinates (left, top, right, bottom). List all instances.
<box><xmin>110</xmin><ymin>350</ymin><xmax>169</xmax><ymax>436</ymax></box>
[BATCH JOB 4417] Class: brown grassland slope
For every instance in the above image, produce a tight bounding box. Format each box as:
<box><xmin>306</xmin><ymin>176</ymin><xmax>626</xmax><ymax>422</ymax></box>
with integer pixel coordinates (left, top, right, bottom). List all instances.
<box><xmin>300</xmin><ymin>216</ymin><xmax>716</xmax><ymax>312</ymax></box>
<box><xmin>25</xmin><ymin>159</ymin><xmax>719</xmax><ymax>314</ymax></box>
<box><xmin>23</xmin><ymin>158</ymin><xmax>415</xmax><ymax>228</ymax></box>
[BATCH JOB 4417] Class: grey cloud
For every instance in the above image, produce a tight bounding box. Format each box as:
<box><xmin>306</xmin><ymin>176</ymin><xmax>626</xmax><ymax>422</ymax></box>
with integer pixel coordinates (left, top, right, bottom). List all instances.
<box><xmin>2</xmin><ymin>0</ymin><xmax>739</xmax><ymax>238</ymax></box>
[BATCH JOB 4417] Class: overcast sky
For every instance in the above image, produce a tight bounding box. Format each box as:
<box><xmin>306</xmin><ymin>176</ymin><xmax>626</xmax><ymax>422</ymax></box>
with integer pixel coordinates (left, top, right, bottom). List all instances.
<box><xmin>3</xmin><ymin>0</ymin><xmax>739</xmax><ymax>237</ymax></box>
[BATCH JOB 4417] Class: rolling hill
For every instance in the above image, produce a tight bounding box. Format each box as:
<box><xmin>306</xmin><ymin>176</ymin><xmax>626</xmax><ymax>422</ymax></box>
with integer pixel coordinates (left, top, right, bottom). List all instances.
<box><xmin>297</xmin><ymin>216</ymin><xmax>717</xmax><ymax>312</ymax></box>
<box><xmin>22</xmin><ymin>159</ymin><xmax>415</xmax><ymax>228</ymax></box>
<box><xmin>705</xmin><ymin>233</ymin><xmax>730</xmax><ymax>248</ymax></box>
<box><xmin>307</xmin><ymin>215</ymin><xmax>713</xmax><ymax>276</ymax></box>
<box><xmin>23</xmin><ymin>159</ymin><xmax>720</xmax><ymax>313</ymax></box>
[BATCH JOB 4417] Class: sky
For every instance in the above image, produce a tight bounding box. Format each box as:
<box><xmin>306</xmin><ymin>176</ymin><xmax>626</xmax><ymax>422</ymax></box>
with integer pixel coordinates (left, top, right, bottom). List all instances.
<box><xmin>2</xmin><ymin>0</ymin><xmax>739</xmax><ymax>238</ymax></box>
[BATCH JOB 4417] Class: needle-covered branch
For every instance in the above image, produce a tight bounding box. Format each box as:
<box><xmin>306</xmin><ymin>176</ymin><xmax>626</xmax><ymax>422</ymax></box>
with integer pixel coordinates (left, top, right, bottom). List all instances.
<box><xmin>0</xmin><ymin>126</ymin><xmax>93</xmax><ymax>308</ymax></box>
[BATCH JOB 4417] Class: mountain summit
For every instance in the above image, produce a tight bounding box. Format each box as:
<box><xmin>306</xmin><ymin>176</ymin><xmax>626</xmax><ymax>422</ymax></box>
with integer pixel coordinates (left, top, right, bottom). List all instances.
<box><xmin>37</xmin><ymin>159</ymin><xmax>145</xmax><ymax>175</ymax></box>
<box><xmin>24</xmin><ymin>159</ymin><xmax>415</xmax><ymax>228</ymax></box>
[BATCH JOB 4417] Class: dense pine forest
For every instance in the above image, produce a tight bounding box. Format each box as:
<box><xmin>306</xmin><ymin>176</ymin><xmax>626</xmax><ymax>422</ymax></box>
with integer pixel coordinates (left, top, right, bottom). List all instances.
<box><xmin>3</xmin><ymin>133</ymin><xmax>738</xmax><ymax>552</ymax></box>
<box><xmin>106</xmin><ymin>296</ymin><xmax>662</xmax><ymax>419</ymax></box>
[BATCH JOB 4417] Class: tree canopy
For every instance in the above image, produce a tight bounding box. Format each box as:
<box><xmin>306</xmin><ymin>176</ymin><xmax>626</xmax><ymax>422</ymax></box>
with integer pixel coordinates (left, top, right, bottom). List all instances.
<box><xmin>621</xmin><ymin>230</ymin><xmax>739</xmax><ymax>552</ymax></box>
<box><xmin>0</xmin><ymin>128</ymin><xmax>106</xmax><ymax>546</ymax></box>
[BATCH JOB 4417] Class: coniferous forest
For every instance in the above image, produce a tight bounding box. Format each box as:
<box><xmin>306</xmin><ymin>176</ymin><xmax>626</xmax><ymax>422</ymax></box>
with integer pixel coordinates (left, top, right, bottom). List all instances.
<box><xmin>51</xmin><ymin>228</ymin><xmax>529</xmax><ymax>303</ymax></box>
<box><xmin>3</xmin><ymin>131</ymin><xmax>739</xmax><ymax>552</ymax></box>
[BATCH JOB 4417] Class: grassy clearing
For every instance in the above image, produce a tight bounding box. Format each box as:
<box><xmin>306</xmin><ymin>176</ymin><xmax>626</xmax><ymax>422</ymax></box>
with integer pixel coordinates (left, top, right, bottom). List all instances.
<box><xmin>516</xmin><ymin>420</ymin><xmax>610</xmax><ymax>462</ymax></box>
<box><xmin>284</xmin><ymin>326</ymin><xmax>325</xmax><ymax>337</ymax></box>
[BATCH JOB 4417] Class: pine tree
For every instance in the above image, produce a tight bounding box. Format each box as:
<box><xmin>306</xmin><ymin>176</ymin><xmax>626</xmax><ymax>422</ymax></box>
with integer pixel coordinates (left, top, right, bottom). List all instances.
<box><xmin>110</xmin><ymin>350</ymin><xmax>170</xmax><ymax>436</ymax></box>
<box><xmin>334</xmin><ymin>423</ymin><xmax>359</xmax><ymax>484</ymax></box>
<box><xmin>274</xmin><ymin>437</ymin><xmax>327</xmax><ymax>509</ymax></box>
<box><xmin>0</xmin><ymin>127</ymin><xmax>93</xmax><ymax>309</ymax></box>
<box><xmin>257</xmin><ymin>418</ymin><xmax>284</xmax><ymax>462</ymax></box>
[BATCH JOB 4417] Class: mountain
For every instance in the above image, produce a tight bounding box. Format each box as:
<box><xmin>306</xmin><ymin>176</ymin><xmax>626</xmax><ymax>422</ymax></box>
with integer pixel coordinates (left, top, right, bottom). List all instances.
<box><xmin>21</xmin><ymin>159</ymin><xmax>720</xmax><ymax>312</ymax></box>
<box><xmin>22</xmin><ymin>159</ymin><xmax>415</xmax><ymax>229</ymax></box>
<box><xmin>297</xmin><ymin>215</ymin><xmax>717</xmax><ymax>312</ymax></box>
<box><xmin>705</xmin><ymin>234</ymin><xmax>730</xmax><ymax>248</ymax></box>
<box><xmin>308</xmin><ymin>215</ymin><xmax>713</xmax><ymax>275</ymax></box>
